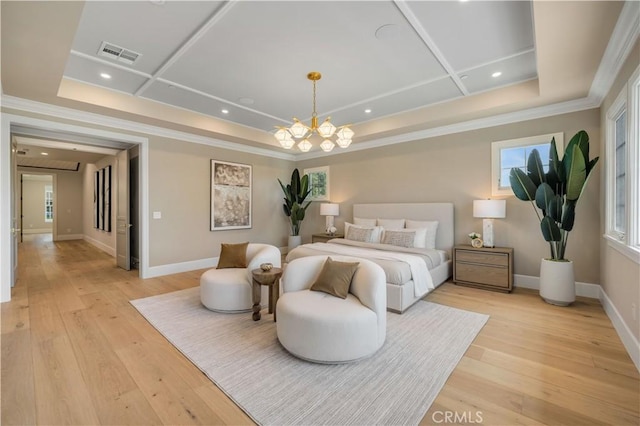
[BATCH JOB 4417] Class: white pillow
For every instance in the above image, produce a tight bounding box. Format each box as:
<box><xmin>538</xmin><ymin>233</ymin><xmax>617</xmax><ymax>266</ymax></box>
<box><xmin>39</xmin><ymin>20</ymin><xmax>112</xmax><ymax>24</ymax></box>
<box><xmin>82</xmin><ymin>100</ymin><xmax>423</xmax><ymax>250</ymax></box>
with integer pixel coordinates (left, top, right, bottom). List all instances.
<box><xmin>353</xmin><ymin>217</ymin><xmax>376</xmax><ymax>227</ymax></box>
<box><xmin>381</xmin><ymin>228</ymin><xmax>427</xmax><ymax>248</ymax></box>
<box><xmin>376</xmin><ymin>218</ymin><xmax>405</xmax><ymax>230</ymax></box>
<box><xmin>344</xmin><ymin>222</ymin><xmax>383</xmax><ymax>243</ymax></box>
<box><xmin>405</xmin><ymin>220</ymin><xmax>439</xmax><ymax>249</ymax></box>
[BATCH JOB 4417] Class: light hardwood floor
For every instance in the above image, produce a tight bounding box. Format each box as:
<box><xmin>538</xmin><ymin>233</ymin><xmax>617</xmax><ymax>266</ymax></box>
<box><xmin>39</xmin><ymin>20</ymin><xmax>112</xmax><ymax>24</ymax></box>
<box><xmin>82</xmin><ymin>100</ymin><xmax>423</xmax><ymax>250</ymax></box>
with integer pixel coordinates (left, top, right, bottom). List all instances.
<box><xmin>2</xmin><ymin>235</ymin><xmax>639</xmax><ymax>425</ymax></box>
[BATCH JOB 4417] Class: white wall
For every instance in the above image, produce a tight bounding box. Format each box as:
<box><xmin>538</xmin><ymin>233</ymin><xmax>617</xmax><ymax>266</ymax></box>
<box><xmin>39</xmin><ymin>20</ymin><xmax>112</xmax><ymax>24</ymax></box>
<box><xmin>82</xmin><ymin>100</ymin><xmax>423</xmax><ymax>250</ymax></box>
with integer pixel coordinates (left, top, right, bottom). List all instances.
<box><xmin>21</xmin><ymin>174</ymin><xmax>53</xmax><ymax>233</ymax></box>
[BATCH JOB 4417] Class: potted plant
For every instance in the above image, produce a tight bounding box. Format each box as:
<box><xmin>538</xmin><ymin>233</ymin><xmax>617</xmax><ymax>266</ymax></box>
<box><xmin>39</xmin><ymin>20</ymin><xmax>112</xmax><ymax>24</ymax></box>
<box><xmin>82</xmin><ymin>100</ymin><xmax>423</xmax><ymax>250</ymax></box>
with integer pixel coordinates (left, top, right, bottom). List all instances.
<box><xmin>278</xmin><ymin>168</ymin><xmax>312</xmax><ymax>250</ymax></box>
<box><xmin>509</xmin><ymin>130</ymin><xmax>598</xmax><ymax>306</ymax></box>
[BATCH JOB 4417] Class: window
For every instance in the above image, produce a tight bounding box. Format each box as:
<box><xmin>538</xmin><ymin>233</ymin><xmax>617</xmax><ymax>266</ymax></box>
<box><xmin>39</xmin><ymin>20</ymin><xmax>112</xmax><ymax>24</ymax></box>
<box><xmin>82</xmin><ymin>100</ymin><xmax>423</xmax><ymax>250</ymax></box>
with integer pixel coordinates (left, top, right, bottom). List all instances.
<box><xmin>605</xmin><ymin>65</ymin><xmax>640</xmax><ymax>262</ymax></box>
<box><xmin>304</xmin><ymin>166</ymin><xmax>330</xmax><ymax>201</ymax></box>
<box><xmin>491</xmin><ymin>133</ymin><xmax>564</xmax><ymax>196</ymax></box>
<box><xmin>44</xmin><ymin>185</ymin><xmax>53</xmax><ymax>222</ymax></box>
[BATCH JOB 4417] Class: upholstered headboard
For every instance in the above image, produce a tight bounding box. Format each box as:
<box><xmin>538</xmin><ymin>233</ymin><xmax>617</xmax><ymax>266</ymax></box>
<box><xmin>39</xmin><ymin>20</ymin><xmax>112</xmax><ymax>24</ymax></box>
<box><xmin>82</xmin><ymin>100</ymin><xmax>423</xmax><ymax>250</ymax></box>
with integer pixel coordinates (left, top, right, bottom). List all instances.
<box><xmin>352</xmin><ymin>203</ymin><xmax>455</xmax><ymax>254</ymax></box>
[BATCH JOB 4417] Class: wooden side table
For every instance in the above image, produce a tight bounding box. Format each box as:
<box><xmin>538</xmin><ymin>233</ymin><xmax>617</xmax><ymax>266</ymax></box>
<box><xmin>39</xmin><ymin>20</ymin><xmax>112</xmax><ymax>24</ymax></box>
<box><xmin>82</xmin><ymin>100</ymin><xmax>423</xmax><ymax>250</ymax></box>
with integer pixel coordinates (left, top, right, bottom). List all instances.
<box><xmin>453</xmin><ymin>245</ymin><xmax>514</xmax><ymax>292</ymax></box>
<box><xmin>311</xmin><ymin>233</ymin><xmax>344</xmax><ymax>243</ymax></box>
<box><xmin>251</xmin><ymin>267</ymin><xmax>283</xmax><ymax>321</ymax></box>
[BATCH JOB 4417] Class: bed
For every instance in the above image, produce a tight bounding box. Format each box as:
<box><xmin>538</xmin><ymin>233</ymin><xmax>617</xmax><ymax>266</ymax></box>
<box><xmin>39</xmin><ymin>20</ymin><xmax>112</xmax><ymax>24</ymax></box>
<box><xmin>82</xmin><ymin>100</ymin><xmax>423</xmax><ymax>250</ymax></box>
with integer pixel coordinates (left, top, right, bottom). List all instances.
<box><xmin>286</xmin><ymin>203</ymin><xmax>454</xmax><ymax>313</ymax></box>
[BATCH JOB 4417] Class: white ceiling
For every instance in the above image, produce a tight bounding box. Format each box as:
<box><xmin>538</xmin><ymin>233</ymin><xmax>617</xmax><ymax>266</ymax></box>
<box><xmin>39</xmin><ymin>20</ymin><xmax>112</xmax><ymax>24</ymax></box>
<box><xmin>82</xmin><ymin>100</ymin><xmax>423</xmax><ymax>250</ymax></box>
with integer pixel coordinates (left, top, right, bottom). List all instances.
<box><xmin>1</xmin><ymin>1</ymin><xmax>631</xmax><ymax>156</ymax></box>
<box><xmin>63</xmin><ymin>1</ymin><xmax>536</xmax><ymax>135</ymax></box>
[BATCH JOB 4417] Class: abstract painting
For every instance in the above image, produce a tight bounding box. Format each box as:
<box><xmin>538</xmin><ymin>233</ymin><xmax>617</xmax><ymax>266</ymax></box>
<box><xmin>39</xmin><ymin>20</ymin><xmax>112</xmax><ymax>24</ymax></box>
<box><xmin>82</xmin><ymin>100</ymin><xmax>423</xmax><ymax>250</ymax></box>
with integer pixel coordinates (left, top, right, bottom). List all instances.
<box><xmin>211</xmin><ymin>160</ymin><xmax>252</xmax><ymax>231</ymax></box>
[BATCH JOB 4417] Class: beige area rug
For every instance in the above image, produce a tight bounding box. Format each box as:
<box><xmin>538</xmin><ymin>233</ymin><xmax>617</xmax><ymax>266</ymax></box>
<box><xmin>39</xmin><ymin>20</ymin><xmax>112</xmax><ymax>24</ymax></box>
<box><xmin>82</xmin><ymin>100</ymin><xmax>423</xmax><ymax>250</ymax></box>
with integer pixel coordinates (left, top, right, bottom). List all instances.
<box><xmin>131</xmin><ymin>287</ymin><xmax>488</xmax><ymax>426</ymax></box>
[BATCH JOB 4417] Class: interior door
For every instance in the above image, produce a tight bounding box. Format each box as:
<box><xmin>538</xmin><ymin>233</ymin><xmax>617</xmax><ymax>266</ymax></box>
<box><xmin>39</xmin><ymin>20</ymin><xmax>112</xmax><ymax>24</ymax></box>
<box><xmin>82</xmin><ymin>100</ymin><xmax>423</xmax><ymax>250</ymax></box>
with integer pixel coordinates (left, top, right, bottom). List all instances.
<box><xmin>11</xmin><ymin>139</ymin><xmax>19</xmax><ymax>286</ymax></box>
<box><xmin>116</xmin><ymin>149</ymin><xmax>131</xmax><ymax>270</ymax></box>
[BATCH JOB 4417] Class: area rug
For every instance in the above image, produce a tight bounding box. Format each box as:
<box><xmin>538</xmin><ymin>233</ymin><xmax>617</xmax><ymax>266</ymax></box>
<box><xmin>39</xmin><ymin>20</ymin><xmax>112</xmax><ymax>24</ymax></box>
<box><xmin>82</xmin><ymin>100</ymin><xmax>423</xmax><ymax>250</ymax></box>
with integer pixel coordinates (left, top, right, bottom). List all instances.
<box><xmin>131</xmin><ymin>287</ymin><xmax>489</xmax><ymax>425</ymax></box>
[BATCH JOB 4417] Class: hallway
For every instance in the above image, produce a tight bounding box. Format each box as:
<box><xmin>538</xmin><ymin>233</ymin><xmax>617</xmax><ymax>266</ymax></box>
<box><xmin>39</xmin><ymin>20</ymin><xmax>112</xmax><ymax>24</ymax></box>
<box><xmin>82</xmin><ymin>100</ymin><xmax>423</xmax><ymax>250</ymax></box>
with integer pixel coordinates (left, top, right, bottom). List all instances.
<box><xmin>1</xmin><ymin>236</ymin><xmax>250</xmax><ymax>425</ymax></box>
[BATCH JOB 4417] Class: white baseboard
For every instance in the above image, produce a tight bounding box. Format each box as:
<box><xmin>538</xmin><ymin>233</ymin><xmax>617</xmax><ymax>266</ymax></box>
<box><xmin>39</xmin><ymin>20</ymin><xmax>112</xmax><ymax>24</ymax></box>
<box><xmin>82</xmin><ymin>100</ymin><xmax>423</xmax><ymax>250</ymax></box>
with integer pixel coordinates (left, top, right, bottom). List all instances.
<box><xmin>23</xmin><ymin>228</ymin><xmax>53</xmax><ymax>234</ymax></box>
<box><xmin>55</xmin><ymin>234</ymin><xmax>83</xmax><ymax>241</ymax></box>
<box><xmin>514</xmin><ymin>274</ymin><xmax>601</xmax><ymax>299</ymax></box>
<box><xmin>83</xmin><ymin>235</ymin><xmax>115</xmax><ymax>257</ymax></box>
<box><xmin>599</xmin><ymin>289</ymin><xmax>640</xmax><ymax>372</ymax></box>
<box><xmin>146</xmin><ymin>257</ymin><xmax>218</xmax><ymax>278</ymax></box>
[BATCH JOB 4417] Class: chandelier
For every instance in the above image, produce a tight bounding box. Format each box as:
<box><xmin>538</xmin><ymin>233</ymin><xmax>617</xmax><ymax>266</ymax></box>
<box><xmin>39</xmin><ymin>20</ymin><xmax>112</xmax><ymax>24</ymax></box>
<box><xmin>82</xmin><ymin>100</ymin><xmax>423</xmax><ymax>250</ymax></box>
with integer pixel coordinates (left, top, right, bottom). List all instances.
<box><xmin>274</xmin><ymin>71</ymin><xmax>354</xmax><ymax>153</ymax></box>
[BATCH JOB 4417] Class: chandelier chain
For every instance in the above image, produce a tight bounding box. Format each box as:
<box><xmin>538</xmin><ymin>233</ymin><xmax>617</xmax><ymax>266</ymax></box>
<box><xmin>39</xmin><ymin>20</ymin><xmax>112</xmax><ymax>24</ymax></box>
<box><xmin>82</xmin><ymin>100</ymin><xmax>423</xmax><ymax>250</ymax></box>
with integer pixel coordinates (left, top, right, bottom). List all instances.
<box><xmin>312</xmin><ymin>80</ymin><xmax>317</xmax><ymax>119</ymax></box>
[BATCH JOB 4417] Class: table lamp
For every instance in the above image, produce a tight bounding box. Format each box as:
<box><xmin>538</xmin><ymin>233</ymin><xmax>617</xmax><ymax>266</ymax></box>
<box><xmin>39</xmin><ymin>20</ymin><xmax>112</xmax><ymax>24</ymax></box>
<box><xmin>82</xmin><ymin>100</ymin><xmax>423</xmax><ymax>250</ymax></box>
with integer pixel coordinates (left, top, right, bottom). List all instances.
<box><xmin>320</xmin><ymin>203</ymin><xmax>339</xmax><ymax>235</ymax></box>
<box><xmin>473</xmin><ymin>199</ymin><xmax>506</xmax><ymax>248</ymax></box>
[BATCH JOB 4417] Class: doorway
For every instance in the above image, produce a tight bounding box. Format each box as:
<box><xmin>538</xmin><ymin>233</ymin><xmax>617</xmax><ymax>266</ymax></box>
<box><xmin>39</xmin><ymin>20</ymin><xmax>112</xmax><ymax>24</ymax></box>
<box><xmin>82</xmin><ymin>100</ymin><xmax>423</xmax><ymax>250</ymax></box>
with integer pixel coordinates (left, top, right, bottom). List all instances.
<box><xmin>1</xmin><ymin>113</ymin><xmax>149</xmax><ymax>302</ymax></box>
<box><xmin>20</xmin><ymin>173</ymin><xmax>54</xmax><ymax>243</ymax></box>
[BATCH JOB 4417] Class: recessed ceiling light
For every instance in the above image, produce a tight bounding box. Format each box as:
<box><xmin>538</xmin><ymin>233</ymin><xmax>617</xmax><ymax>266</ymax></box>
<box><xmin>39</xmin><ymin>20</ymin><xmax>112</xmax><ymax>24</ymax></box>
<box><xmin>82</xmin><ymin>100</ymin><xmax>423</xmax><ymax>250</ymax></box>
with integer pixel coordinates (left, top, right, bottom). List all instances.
<box><xmin>41</xmin><ymin>152</ymin><xmax>48</xmax><ymax>156</ymax></box>
<box><xmin>100</xmin><ymin>72</ymin><xmax>112</xmax><ymax>80</ymax></box>
<box><xmin>221</xmin><ymin>109</ymin><xmax>229</xmax><ymax>114</ymax></box>
<box><xmin>364</xmin><ymin>109</ymin><xmax>372</xmax><ymax>114</ymax></box>
<box><xmin>460</xmin><ymin>74</ymin><xmax>469</xmax><ymax>80</ymax></box>
<box><xmin>492</xmin><ymin>71</ymin><xmax>502</xmax><ymax>78</ymax></box>
<box><xmin>168</xmin><ymin>84</ymin><xmax>176</xmax><ymax>89</ymax></box>
<box><xmin>375</xmin><ymin>24</ymin><xmax>401</xmax><ymax>41</ymax></box>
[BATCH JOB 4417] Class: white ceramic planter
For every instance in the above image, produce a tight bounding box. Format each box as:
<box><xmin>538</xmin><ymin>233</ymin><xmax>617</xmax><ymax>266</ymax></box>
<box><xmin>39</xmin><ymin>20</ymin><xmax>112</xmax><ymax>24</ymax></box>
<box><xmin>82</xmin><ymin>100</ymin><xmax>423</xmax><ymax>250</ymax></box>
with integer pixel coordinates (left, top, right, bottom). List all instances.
<box><xmin>539</xmin><ymin>258</ymin><xmax>575</xmax><ymax>306</ymax></box>
<box><xmin>288</xmin><ymin>235</ymin><xmax>302</xmax><ymax>252</ymax></box>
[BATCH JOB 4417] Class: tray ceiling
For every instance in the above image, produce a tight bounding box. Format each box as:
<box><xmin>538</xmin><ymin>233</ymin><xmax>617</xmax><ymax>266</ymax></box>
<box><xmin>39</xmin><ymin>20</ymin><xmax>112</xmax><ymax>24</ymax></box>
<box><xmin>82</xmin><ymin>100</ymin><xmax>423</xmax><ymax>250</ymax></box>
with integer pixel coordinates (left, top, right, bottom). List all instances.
<box><xmin>63</xmin><ymin>1</ymin><xmax>536</xmax><ymax>134</ymax></box>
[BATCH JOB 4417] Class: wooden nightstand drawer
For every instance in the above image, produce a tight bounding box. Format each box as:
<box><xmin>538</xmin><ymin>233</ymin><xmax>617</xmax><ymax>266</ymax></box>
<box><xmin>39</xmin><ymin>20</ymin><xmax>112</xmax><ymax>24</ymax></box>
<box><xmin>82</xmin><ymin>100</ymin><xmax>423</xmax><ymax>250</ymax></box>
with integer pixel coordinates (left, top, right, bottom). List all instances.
<box><xmin>455</xmin><ymin>262</ymin><xmax>509</xmax><ymax>288</ymax></box>
<box><xmin>453</xmin><ymin>245</ymin><xmax>514</xmax><ymax>292</ymax></box>
<box><xmin>455</xmin><ymin>250</ymin><xmax>509</xmax><ymax>267</ymax></box>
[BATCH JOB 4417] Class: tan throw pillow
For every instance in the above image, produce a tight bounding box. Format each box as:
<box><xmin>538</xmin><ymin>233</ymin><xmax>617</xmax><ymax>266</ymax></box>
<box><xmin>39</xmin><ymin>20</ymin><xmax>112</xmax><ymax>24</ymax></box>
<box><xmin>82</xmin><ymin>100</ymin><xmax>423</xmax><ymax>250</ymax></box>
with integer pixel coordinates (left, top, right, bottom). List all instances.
<box><xmin>382</xmin><ymin>229</ymin><xmax>417</xmax><ymax>248</ymax></box>
<box><xmin>310</xmin><ymin>257</ymin><xmax>359</xmax><ymax>299</ymax></box>
<box><xmin>216</xmin><ymin>242</ymin><xmax>249</xmax><ymax>269</ymax></box>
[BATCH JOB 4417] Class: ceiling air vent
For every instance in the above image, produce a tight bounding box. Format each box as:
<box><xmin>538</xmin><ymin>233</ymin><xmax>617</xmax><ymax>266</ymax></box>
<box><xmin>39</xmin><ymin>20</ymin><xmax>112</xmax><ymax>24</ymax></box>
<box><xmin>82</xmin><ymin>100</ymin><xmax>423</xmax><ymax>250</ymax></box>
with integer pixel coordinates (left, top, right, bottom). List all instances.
<box><xmin>98</xmin><ymin>41</ymin><xmax>141</xmax><ymax>65</ymax></box>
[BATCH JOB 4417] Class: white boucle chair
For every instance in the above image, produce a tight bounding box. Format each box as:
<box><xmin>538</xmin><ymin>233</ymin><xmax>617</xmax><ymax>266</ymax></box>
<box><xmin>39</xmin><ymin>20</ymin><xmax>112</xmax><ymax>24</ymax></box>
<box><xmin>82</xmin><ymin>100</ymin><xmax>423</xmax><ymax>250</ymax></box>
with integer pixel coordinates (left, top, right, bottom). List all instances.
<box><xmin>276</xmin><ymin>255</ymin><xmax>387</xmax><ymax>363</ymax></box>
<box><xmin>200</xmin><ymin>243</ymin><xmax>281</xmax><ymax>312</ymax></box>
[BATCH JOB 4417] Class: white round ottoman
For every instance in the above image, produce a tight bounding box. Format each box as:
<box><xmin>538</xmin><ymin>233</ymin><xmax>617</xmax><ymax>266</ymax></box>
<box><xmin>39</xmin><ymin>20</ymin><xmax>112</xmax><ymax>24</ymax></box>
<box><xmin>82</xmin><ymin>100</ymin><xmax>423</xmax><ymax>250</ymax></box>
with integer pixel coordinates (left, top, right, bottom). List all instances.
<box><xmin>200</xmin><ymin>267</ymin><xmax>253</xmax><ymax>312</ymax></box>
<box><xmin>200</xmin><ymin>243</ymin><xmax>281</xmax><ymax>313</ymax></box>
<box><xmin>276</xmin><ymin>256</ymin><xmax>386</xmax><ymax>363</ymax></box>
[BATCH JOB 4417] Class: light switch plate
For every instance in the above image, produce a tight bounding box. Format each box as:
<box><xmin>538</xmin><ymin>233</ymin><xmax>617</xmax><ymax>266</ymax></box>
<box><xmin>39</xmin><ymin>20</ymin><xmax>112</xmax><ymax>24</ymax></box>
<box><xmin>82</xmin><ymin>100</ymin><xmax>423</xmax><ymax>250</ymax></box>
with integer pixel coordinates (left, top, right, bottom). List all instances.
<box><xmin>152</xmin><ymin>211</ymin><xmax>162</xmax><ymax>219</ymax></box>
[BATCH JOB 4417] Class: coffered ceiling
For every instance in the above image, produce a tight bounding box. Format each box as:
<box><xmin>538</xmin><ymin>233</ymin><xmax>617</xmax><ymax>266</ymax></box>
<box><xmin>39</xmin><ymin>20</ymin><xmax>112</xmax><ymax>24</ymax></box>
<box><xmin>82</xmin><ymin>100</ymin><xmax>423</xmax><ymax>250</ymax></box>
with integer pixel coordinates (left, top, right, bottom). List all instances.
<box><xmin>0</xmin><ymin>1</ymin><xmax>630</xmax><ymax>156</ymax></box>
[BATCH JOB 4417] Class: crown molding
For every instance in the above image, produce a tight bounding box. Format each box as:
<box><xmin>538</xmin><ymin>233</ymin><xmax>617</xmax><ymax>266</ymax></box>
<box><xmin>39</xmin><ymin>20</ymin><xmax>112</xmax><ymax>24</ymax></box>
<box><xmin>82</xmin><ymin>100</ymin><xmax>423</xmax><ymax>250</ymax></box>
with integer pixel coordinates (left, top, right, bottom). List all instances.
<box><xmin>296</xmin><ymin>96</ymin><xmax>600</xmax><ymax>160</ymax></box>
<box><xmin>0</xmin><ymin>95</ymin><xmax>296</xmax><ymax>161</ymax></box>
<box><xmin>589</xmin><ymin>0</ymin><xmax>640</xmax><ymax>103</ymax></box>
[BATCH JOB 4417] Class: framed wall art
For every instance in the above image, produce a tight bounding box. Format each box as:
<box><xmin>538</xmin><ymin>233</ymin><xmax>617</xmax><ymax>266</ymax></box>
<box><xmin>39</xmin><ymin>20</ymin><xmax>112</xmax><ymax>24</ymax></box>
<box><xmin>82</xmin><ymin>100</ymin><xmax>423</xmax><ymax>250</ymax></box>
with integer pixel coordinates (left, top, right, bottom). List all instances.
<box><xmin>211</xmin><ymin>160</ymin><xmax>252</xmax><ymax>231</ymax></box>
<box><xmin>304</xmin><ymin>166</ymin><xmax>330</xmax><ymax>201</ymax></box>
<box><xmin>94</xmin><ymin>165</ymin><xmax>112</xmax><ymax>232</ymax></box>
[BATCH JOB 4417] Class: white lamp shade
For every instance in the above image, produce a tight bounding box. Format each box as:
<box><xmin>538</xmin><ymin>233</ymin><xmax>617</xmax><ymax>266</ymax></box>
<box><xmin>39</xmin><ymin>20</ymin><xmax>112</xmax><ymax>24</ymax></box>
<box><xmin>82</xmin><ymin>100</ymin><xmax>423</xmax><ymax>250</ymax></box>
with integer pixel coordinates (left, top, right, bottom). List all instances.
<box><xmin>297</xmin><ymin>139</ymin><xmax>312</xmax><ymax>152</ymax></box>
<box><xmin>317</xmin><ymin>119</ymin><xmax>336</xmax><ymax>138</ymax></box>
<box><xmin>320</xmin><ymin>139</ymin><xmax>335</xmax><ymax>152</ymax></box>
<box><xmin>320</xmin><ymin>203</ymin><xmax>339</xmax><ymax>216</ymax></box>
<box><xmin>473</xmin><ymin>199</ymin><xmax>506</xmax><ymax>218</ymax></box>
<box><xmin>289</xmin><ymin>120</ymin><xmax>309</xmax><ymax>139</ymax></box>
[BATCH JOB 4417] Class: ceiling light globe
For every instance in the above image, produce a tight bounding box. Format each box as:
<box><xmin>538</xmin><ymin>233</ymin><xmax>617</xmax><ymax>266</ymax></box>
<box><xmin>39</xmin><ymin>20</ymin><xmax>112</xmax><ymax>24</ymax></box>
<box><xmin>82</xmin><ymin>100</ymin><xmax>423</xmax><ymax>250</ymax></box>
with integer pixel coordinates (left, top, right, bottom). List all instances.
<box><xmin>274</xmin><ymin>128</ymin><xmax>295</xmax><ymax>149</ymax></box>
<box><xmin>336</xmin><ymin>138</ymin><xmax>352</xmax><ymax>148</ymax></box>
<box><xmin>289</xmin><ymin>120</ymin><xmax>309</xmax><ymax>139</ymax></box>
<box><xmin>317</xmin><ymin>119</ymin><xmax>336</xmax><ymax>138</ymax></box>
<box><xmin>337</xmin><ymin>126</ymin><xmax>354</xmax><ymax>140</ymax></box>
<box><xmin>320</xmin><ymin>139</ymin><xmax>335</xmax><ymax>152</ymax></box>
<box><xmin>298</xmin><ymin>139</ymin><xmax>312</xmax><ymax>152</ymax></box>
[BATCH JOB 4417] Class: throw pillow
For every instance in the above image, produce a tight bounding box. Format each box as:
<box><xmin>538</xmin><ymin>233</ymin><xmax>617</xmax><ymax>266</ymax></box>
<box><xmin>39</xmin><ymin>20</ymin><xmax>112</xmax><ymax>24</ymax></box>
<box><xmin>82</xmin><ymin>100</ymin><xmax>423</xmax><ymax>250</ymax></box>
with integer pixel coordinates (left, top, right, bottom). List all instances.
<box><xmin>405</xmin><ymin>220</ymin><xmax>439</xmax><ymax>249</ymax></box>
<box><xmin>377</xmin><ymin>218</ymin><xmax>405</xmax><ymax>230</ymax></box>
<box><xmin>310</xmin><ymin>257</ymin><xmax>360</xmax><ymax>299</ymax></box>
<box><xmin>216</xmin><ymin>242</ymin><xmax>249</xmax><ymax>269</ymax></box>
<box><xmin>346</xmin><ymin>226</ymin><xmax>374</xmax><ymax>242</ymax></box>
<box><xmin>353</xmin><ymin>217</ymin><xmax>376</xmax><ymax>227</ymax></box>
<box><xmin>382</xmin><ymin>229</ymin><xmax>417</xmax><ymax>248</ymax></box>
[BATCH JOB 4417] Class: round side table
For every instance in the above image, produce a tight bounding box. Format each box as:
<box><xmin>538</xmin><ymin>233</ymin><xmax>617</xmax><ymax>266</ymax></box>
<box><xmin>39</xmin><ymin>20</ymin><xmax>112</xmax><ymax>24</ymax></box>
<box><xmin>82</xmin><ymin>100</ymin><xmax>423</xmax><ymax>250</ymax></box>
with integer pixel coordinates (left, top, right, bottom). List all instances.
<box><xmin>251</xmin><ymin>267</ymin><xmax>283</xmax><ymax>322</ymax></box>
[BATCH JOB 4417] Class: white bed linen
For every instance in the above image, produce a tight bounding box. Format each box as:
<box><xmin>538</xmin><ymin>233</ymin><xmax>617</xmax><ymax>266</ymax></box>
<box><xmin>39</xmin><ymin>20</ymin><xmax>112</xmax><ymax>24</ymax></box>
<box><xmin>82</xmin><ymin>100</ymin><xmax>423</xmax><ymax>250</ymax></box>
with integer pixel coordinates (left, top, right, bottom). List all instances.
<box><xmin>302</xmin><ymin>242</ymin><xmax>434</xmax><ymax>297</ymax></box>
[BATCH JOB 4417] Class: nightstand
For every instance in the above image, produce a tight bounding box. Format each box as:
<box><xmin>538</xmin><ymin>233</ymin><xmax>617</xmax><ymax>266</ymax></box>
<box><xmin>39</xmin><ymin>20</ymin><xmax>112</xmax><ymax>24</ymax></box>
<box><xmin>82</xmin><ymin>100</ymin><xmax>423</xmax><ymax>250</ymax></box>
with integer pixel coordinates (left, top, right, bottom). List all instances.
<box><xmin>311</xmin><ymin>233</ymin><xmax>344</xmax><ymax>243</ymax></box>
<box><xmin>453</xmin><ymin>245</ymin><xmax>514</xmax><ymax>292</ymax></box>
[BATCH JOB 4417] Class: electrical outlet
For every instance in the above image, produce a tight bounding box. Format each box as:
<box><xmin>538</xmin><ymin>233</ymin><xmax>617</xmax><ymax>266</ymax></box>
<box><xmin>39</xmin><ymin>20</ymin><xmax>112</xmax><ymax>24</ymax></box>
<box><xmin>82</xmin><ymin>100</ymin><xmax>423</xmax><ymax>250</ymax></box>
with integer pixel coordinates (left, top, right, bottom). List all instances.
<box><xmin>632</xmin><ymin>303</ymin><xmax>637</xmax><ymax>322</ymax></box>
